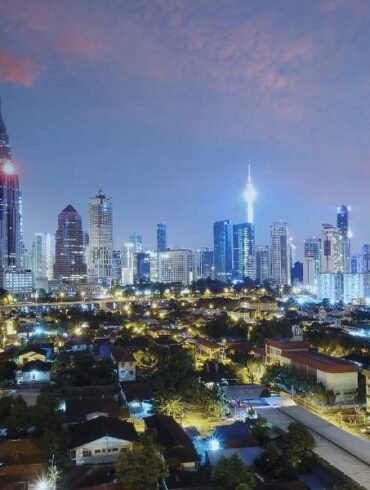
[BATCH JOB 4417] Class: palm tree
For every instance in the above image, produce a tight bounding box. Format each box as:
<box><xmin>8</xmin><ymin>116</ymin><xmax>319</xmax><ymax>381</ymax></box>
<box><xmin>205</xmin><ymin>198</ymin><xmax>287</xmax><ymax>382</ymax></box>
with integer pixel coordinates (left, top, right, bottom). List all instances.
<box><xmin>155</xmin><ymin>394</ymin><xmax>185</xmax><ymax>419</ymax></box>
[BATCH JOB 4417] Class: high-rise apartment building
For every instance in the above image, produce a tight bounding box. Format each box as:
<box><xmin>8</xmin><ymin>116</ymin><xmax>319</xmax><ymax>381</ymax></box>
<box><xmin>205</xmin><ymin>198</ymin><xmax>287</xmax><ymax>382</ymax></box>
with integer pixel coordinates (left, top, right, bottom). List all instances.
<box><xmin>255</xmin><ymin>246</ymin><xmax>269</xmax><ymax>285</ymax></box>
<box><xmin>303</xmin><ymin>237</ymin><xmax>321</xmax><ymax>291</ymax></box>
<box><xmin>158</xmin><ymin>249</ymin><xmax>196</xmax><ymax>285</ymax></box>
<box><xmin>213</xmin><ymin>220</ymin><xmax>233</xmax><ymax>281</ymax></box>
<box><xmin>54</xmin><ymin>205</ymin><xmax>86</xmax><ymax>281</ymax></box>
<box><xmin>157</xmin><ymin>223</ymin><xmax>167</xmax><ymax>252</ymax></box>
<box><xmin>88</xmin><ymin>192</ymin><xmax>113</xmax><ymax>286</ymax></box>
<box><xmin>270</xmin><ymin>221</ymin><xmax>290</xmax><ymax>286</ymax></box>
<box><xmin>0</xmin><ymin>98</ymin><xmax>22</xmax><ymax>286</ymax></box>
<box><xmin>32</xmin><ymin>232</ymin><xmax>55</xmax><ymax>286</ymax></box>
<box><xmin>233</xmin><ymin>223</ymin><xmax>255</xmax><ymax>280</ymax></box>
<box><xmin>321</xmin><ymin>224</ymin><xmax>342</xmax><ymax>273</ymax></box>
<box><xmin>337</xmin><ymin>205</ymin><xmax>351</xmax><ymax>272</ymax></box>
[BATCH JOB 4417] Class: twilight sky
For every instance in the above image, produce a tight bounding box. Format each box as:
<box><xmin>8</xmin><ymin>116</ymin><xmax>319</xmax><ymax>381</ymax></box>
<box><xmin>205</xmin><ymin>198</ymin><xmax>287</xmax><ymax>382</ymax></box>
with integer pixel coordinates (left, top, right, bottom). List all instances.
<box><xmin>0</xmin><ymin>0</ymin><xmax>370</xmax><ymax>255</ymax></box>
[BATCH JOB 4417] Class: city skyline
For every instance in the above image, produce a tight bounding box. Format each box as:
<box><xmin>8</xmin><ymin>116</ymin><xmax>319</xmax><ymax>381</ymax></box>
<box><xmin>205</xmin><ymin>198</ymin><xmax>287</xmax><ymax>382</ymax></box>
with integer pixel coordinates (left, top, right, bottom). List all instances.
<box><xmin>0</xmin><ymin>97</ymin><xmax>367</xmax><ymax>263</ymax></box>
<box><xmin>0</xmin><ymin>1</ymin><xmax>370</xmax><ymax>252</ymax></box>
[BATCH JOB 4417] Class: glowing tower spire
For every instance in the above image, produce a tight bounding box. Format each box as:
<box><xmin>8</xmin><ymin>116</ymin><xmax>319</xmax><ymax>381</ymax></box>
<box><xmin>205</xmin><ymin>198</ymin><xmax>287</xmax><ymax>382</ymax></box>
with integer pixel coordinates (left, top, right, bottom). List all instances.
<box><xmin>244</xmin><ymin>163</ymin><xmax>256</xmax><ymax>224</ymax></box>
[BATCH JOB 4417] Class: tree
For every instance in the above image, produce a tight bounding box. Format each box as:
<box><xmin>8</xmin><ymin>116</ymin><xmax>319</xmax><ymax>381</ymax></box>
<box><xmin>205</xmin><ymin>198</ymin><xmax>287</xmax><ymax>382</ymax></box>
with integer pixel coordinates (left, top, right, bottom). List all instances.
<box><xmin>255</xmin><ymin>442</ymin><xmax>290</xmax><ymax>479</ymax></box>
<box><xmin>155</xmin><ymin>394</ymin><xmax>185</xmax><ymax>419</ymax></box>
<box><xmin>211</xmin><ymin>454</ymin><xmax>256</xmax><ymax>490</ymax></box>
<box><xmin>0</xmin><ymin>395</ymin><xmax>30</xmax><ymax>437</ymax></box>
<box><xmin>0</xmin><ymin>360</ymin><xmax>17</xmax><ymax>386</ymax></box>
<box><xmin>32</xmin><ymin>390</ymin><xmax>66</xmax><ymax>459</ymax></box>
<box><xmin>237</xmin><ymin>358</ymin><xmax>265</xmax><ymax>384</ymax></box>
<box><xmin>251</xmin><ymin>417</ymin><xmax>270</xmax><ymax>446</ymax></box>
<box><xmin>116</xmin><ymin>431</ymin><xmax>168</xmax><ymax>490</ymax></box>
<box><xmin>286</xmin><ymin>422</ymin><xmax>315</xmax><ymax>472</ymax></box>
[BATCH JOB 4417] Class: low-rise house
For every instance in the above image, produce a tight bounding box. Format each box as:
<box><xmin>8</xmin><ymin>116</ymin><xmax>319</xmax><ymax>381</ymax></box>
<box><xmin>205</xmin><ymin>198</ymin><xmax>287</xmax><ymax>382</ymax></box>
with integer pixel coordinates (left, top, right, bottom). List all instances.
<box><xmin>17</xmin><ymin>347</ymin><xmax>47</xmax><ymax>365</ymax></box>
<box><xmin>65</xmin><ymin>397</ymin><xmax>126</xmax><ymax>425</ymax></box>
<box><xmin>196</xmin><ymin>339</ymin><xmax>225</xmax><ymax>360</ymax></box>
<box><xmin>144</xmin><ymin>415</ymin><xmax>199</xmax><ymax>471</ymax></box>
<box><xmin>111</xmin><ymin>346</ymin><xmax>136</xmax><ymax>381</ymax></box>
<box><xmin>64</xmin><ymin>336</ymin><xmax>94</xmax><ymax>353</ymax></box>
<box><xmin>0</xmin><ymin>438</ymin><xmax>47</xmax><ymax>489</ymax></box>
<box><xmin>69</xmin><ymin>416</ymin><xmax>138</xmax><ymax>465</ymax></box>
<box><xmin>16</xmin><ymin>359</ymin><xmax>52</xmax><ymax>384</ymax></box>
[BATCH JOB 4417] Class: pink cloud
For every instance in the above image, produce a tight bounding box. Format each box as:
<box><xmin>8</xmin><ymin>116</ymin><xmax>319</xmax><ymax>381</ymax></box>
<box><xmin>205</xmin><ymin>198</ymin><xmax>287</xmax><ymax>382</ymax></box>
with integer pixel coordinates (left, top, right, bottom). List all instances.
<box><xmin>0</xmin><ymin>47</ymin><xmax>38</xmax><ymax>85</ymax></box>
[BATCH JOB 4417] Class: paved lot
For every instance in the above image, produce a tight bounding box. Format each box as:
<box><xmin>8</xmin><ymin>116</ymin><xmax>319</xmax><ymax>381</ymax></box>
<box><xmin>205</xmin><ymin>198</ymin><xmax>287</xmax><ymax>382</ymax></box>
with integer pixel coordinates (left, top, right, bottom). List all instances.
<box><xmin>257</xmin><ymin>405</ymin><xmax>370</xmax><ymax>490</ymax></box>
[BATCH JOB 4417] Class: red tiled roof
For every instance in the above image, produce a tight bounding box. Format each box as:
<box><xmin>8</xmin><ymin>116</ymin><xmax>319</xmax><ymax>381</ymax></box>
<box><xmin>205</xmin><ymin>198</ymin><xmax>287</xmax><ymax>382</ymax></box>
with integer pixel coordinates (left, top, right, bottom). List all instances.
<box><xmin>284</xmin><ymin>350</ymin><xmax>359</xmax><ymax>373</ymax></box>
<box><xmin>265</xmin><ymin>338</ymin><xmax>309</xmax><ymax>350</ymax></box>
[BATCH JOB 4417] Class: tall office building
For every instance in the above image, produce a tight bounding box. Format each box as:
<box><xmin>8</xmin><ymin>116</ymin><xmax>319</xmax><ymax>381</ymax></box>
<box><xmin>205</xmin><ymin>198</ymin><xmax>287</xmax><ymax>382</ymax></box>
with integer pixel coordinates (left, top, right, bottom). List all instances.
<box><xmin>337</xmin><ymin>205</ymin><xmax>351</xmax><ymax>272</ymax></box>
<box><xmin>54</xmin><ymin>205</ymin><xmax>86</xmax><ymax>281</ymax></box>
<box><xmin>0</xmin><ymin>98</ymin><xmax>22</xmax><ymax>286</ymax></box>
<box><xmin>303</xmin><ymin>237</ymin><xmax>321</xmax><ymax>291</ymax></box>
<box><xmin>112</xmin><ymin>250</ymin><xmax>122</xmax><ymax>284</ymax></box>
<box><xmin>255</xmin><ymin>245</ymin><xmax>269</xmax><ymax>285</ymax></box>
<box><xmin>32</xmin><ymin>232</ymin><xmax>55</xmax><ymax>286</ymax></box>
<box><xmin>270</xmin><ymin>221</ymin><xmax>290</xmax><ymax>286</ymax></box>
<box><xmin>213</xmin><ymin>220</ymin><xmax>233</xmax><ymax>281</ymax></box>
<box><xmin>128</xmin><ymin>233</ymin><xmax>143</xmax><ymax>253</ymax></box>
<box><xmin>136</xmin><ymin>252</ymin><xmax>151</xmax><ymax>282</ymax></box>
<box><xmin>157</xmin><ymin>223</ymin><xmax>167</xmax><ymax>252</ymax></box>
<box><xmin>196</xmin><ymin>248</ymin><xmax>214</xmax><ymax>279</ymax></box>
<box><xmin>88</xmin><ymin>192</ymin><xmax>113</xmax><ymax>286</ymax></box>
<box><xmin>157</xmin><ymin>249</ymin><xmax>196</xmax><ymax>285</ymax></box>
<box><xmin>121</xmin><ymin>242</ymin><xmax>135</xmax><ymax>285</ymax></box>
<box><xmin>362</xmin><ymin>244</ymin><xmax>370</xmax><ymax>273</ymax></box>
<box><xmin>321</xmin><ymin>224</ymin><xmax>342</xmax><ymax>273</ymax></box>
<box><xmin>233</xmin><ymin>223</ymin><xmax>255</xmax><ymax>280</ymax></box>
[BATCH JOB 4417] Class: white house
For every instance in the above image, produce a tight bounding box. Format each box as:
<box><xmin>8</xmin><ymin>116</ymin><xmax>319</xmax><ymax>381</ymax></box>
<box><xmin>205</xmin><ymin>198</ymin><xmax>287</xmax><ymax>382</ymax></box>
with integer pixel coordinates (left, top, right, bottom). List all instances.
<box><xmin>69</xmin><ymin>416</ymin><xmax>138</xmax><ymax>465</ymax></box>
<box><xmin>17</xmin><ymin>360</ymin><xmax>52</xmax><ymax>384</ymax></box>
<box><xmin>111</xmin><ymin>345</ymin><xmax>136</xmax><ymax>381</ymax></box>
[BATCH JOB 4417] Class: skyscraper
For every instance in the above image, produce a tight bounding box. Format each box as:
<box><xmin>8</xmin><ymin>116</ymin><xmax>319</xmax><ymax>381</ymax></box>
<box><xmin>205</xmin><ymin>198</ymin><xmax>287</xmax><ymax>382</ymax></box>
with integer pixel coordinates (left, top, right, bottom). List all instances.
<box><xmin>244</xmin><ymin>164</ymin><xmax>256</xmax><ymax>224</ymax></box>
<box><xmin>157</xmin><ymin>223</ymin><xmax>167</xmax><ymax>252</ymax></box>
<box><xmin>128</xmin><ymin>233</ymin><xmax>143</xmax><ymax>253</ymax></box>
<box><xmin>32</xmin><ymin>232</ymin><xmax>55</xmax><ymax>286</ymax></box>
<box><xmin>233</xmin><ymin>223</ymin><xmax>255</xmax><ymax>280</ymax></box>
<box><xmin>88</xmin><ymin>192</ymin><xmax>113</xmax><ymax>286</ymax></box>
<box><xmin>0</xmin><ymin>98</ymin><xmax>22</xmax><ymax>286</ymax></box>
<box><xmin>321</xmin><ymin>224</ymin><xmax>342</xmax><ymax>273</ymax></box>
<box><xmin>337</xmin><ymin>205</ymin><xmax>351</xmax><ymax>272</ymax></box>
<box><xmin>213</xmin><ymin>220</ymin><xmax>233</xmax><ymax>281</ymax></box>
<box><xmin>136</xmin><ymin>252</ymin><xmax>151</xmax><ymax>282</ymax></box>
<box><xmin>54</xmin><ymin>205</ymin><xmax>86</xmax><ymax>281</ymax></box>
<box><xmin>270</xmin><ymin>221</ymin><xmax>290</xmax><ymax>286</ymax></box>
<box><xmin>255</xmin><ymin>245</ymin><xmax>269</xmax><ymax>285</ymax></box>
<box><xmin>196</xmin><ymin>248</ymin><xmax>214</xmax><ymax>279</ymax></box>
<box><xmin>303</xmin><ymin>237</ymin><xmax>321</xmax><ymax>291</ymax></box>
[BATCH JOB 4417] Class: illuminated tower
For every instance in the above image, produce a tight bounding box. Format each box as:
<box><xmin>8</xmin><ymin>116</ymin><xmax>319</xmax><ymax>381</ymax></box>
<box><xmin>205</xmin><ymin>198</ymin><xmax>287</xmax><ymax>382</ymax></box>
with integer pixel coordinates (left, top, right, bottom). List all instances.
<box><xmin>0</xmin><ymin>98</ymin><xmax>22</xmax><ymax>285</ymax></box>
<box><xmin>244</xmin><ymin>163</ymin><xmax>256</xmax><ymax>224</ymax></box>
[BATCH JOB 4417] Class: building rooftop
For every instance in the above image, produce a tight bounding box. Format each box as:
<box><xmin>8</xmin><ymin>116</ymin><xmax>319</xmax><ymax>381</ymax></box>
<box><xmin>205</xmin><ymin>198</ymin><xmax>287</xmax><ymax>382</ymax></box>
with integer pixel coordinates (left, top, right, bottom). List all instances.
<box><xmin>265</xmin><ymin>338</ymin><xmax>309</xmax><ymax>350</ymax></box>
<box><xmin>69</xmin><ymin>416</ymin><xmax>138</xmax><ymax>449</ymax></box>
<box><xmin>111</xmin><ymin>345</ymin><xmax>135</xmax><ymax>363</ymax></box>
<box><xmin>144</xmin><ymin>415</ymin><xmax>199</xmax><ymax>464</ymax></box>
<box><xmin>284</xmin><ymin>350</ymin><xmax>359</xmax><ymax>373</ymax></box>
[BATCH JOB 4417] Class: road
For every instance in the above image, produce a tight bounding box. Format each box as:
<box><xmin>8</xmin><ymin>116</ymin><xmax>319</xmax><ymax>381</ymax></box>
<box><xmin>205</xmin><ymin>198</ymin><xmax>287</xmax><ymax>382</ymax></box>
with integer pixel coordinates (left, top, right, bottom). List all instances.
<box><xmin>257</xmin><ymin>405</ymin><xmax>370</xmax><ymax>490</ymax></box>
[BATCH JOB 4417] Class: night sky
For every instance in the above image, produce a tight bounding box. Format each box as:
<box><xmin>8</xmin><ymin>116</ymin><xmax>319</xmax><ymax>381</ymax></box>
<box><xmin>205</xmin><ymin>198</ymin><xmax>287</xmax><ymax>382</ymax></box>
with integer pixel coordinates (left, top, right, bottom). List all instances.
<box><xmin>0</xmin><ymin>0</ymin><xmax>369</xmax><ymax>254</ymax></box>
